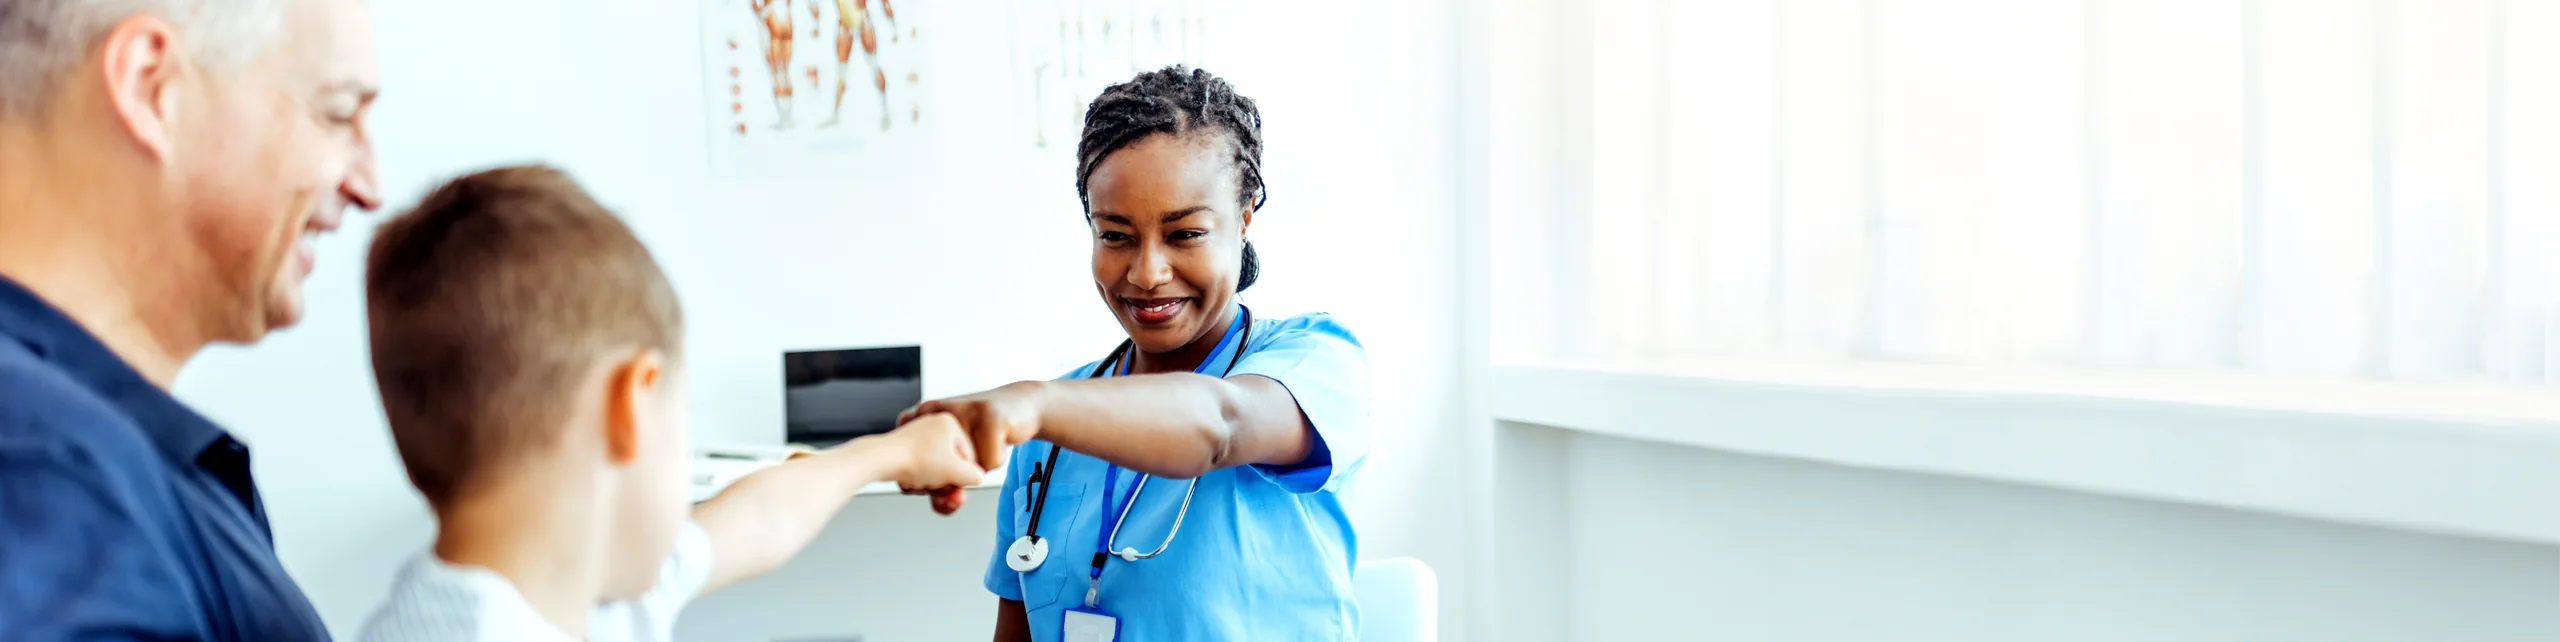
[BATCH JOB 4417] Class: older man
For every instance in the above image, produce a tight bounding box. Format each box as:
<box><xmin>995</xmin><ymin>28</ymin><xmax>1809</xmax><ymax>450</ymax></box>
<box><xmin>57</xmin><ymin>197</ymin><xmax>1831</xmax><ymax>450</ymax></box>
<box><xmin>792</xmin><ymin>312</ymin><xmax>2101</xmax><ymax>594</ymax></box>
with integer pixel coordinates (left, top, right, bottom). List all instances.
<box><xmin>0</xmin><ymin>0</ymin><xmax>380</xmax><ymax>639</ymax></box>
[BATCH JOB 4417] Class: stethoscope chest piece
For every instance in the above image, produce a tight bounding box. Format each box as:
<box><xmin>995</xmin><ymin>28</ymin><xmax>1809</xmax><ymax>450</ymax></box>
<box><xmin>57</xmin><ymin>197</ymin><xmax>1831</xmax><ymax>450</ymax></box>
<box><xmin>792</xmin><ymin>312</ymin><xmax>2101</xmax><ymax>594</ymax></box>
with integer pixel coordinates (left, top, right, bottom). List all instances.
<box><xmin>1007</xmin><ymin>535</ymin><xmax>1050</xmax><ymax>572</ymax></box>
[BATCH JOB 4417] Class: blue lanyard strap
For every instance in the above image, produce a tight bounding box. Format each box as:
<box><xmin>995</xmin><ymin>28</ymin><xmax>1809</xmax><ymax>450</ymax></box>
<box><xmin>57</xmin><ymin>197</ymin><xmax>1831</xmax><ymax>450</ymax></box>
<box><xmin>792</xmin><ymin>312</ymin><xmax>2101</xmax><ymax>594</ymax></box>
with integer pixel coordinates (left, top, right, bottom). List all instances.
<box><xmin>1089</xmin><ymin>464</ymin><xmax>1142</xmax><ymax>579</ymax></box>
<box><xmin>1082</xmin><ymin>306</ymin><xmax>1253</xmax><ymax>582</ymax></box>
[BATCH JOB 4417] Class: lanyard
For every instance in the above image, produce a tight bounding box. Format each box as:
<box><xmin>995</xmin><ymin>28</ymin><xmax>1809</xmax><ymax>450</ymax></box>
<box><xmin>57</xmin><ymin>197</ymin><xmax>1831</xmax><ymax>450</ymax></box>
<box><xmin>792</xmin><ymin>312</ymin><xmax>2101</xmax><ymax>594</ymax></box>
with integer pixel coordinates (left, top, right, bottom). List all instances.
<box><xmin>1075</xmin><ymin>305</ymin><xmax>1252</xmax><ymax>607</ymax></box>
<box><xmin>1089</xmin><ymin>463</ymin><xmax>1142</xmax><ymax>582</ymax></box>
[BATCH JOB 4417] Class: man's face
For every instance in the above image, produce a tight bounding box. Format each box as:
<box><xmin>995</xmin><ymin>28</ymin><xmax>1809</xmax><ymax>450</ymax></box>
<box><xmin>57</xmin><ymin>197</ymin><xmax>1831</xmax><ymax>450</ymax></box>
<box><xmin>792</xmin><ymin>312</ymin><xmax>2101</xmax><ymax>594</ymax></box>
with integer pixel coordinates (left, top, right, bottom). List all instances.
<box><xmin>177</xmin><ymin>0</ymin><xmax>381</xmax><ymax>342</ymax></box>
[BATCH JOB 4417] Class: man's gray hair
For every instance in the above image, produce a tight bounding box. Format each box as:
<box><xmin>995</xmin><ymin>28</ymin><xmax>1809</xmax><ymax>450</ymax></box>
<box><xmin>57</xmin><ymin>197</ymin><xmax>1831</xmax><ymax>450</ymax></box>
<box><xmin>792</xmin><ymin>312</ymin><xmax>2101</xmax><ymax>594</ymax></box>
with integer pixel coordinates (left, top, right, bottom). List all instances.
<box><xmin>0</xmin><ymin>0</ymin><xmax>280</xmax><ymax>117</ymax></box>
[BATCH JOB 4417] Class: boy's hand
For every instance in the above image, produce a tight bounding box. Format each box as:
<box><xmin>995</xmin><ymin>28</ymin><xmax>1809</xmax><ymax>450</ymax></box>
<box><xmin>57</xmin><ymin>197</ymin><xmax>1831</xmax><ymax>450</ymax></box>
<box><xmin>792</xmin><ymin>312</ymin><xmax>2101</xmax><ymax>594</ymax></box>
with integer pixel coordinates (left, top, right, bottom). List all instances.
<box><xmin>886</xmin><ymin>412</ymin><xmax>986</xmax><ymax>490</ymax></box>
<box><xmin>897</xmin><ymin>381</ymin><xmax>1046</xmax><ymax>472</ymax></box>
<box><xmin>895</xmin><ymin>383</ymin><xmax>1045</xmax><ymax>516</ymax></box>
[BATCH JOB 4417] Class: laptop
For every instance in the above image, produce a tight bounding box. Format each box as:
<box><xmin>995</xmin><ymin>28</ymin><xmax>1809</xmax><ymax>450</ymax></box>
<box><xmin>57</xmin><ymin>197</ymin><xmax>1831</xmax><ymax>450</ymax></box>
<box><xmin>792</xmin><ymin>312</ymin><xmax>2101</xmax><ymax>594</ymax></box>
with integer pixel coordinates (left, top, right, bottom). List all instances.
<box><xmin>782</xmin><ymin>345</ymin><xmax>922</xmax><ymax>448</ymax></box>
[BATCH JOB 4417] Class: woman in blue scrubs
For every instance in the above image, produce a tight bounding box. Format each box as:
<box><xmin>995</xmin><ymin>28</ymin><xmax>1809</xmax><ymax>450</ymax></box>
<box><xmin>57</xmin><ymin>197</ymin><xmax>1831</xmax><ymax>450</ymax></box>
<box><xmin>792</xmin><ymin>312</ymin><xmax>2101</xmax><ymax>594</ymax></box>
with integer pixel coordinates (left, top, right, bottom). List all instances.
<box><xmin>898</xmin><ymin>66</ymin><xmax>1368</xmax><ymax>641</ymax></box>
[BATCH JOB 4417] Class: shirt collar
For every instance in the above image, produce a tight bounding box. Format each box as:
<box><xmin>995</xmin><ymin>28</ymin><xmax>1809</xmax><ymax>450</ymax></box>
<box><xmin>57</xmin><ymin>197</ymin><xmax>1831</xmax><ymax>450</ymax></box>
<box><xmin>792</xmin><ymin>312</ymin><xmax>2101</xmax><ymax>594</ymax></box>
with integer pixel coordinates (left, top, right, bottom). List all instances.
<box><xmin>0</xmin><ymin>275</ymin><xmax>232</xmax><ymax>465</ymax></box>
<box><xmin>414</xmin><ymin>556</ymin><xmax>585</xmax><ymax>642</ymax></box>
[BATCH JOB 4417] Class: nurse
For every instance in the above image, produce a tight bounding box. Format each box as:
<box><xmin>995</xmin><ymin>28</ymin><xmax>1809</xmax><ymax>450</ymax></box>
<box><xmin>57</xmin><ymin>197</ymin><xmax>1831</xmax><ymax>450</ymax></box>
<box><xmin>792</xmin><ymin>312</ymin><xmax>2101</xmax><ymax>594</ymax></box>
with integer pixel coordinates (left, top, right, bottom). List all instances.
<box><xmin>897</xmin><ymin>66</ymin><xmax>1369</xmax><ymax>641</ymax></box>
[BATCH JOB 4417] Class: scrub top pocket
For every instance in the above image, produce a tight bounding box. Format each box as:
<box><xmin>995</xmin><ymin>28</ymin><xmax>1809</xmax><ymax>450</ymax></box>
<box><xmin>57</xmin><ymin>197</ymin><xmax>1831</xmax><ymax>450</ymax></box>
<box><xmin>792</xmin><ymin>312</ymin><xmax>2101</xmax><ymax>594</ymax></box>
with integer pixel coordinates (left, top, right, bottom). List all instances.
<box><xmin>1009</xmin><ymin>481</ymin><xmax>1087</xmax><ymax>613</ymax></box>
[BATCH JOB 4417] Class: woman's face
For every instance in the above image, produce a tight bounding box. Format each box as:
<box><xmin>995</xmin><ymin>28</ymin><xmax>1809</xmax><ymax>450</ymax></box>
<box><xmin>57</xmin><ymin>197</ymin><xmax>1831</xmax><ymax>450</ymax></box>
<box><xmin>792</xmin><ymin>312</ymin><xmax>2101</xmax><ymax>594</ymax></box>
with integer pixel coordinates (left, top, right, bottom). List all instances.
<box><xmin>1087</xmin><ymin>133</ymin><xmax>1252</xmax><ymax>355</ymax></box>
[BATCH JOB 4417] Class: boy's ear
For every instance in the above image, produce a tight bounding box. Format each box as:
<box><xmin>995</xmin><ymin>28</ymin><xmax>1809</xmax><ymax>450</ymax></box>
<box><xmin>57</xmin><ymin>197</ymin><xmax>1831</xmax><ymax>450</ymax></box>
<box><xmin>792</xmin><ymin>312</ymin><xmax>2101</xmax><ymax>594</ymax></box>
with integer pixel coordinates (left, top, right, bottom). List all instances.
<box><xmin>602</xmin><ymin>349</ymin><xmax>666</xmax><ymax>466</ymax></box>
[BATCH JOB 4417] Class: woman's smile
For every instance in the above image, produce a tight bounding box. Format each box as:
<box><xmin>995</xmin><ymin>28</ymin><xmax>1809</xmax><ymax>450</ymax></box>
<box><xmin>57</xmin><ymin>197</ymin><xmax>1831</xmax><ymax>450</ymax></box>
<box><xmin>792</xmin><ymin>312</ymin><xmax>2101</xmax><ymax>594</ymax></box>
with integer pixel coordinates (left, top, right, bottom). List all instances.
<box><xmin>1122</xmin><ymin>296</ymin><xmax>1191</xmax><ymax>326</ymax></box>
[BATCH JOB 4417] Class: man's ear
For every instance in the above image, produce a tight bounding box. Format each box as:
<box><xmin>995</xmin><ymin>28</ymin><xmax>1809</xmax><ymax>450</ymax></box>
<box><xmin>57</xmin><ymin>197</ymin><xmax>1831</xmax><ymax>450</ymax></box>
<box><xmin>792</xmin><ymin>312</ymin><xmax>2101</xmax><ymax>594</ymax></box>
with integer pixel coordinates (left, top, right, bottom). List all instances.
<box><xmin>95</xmin><ymin>14</ymin><xmax>189</xmax><ymax>162</ymax></box>
<box><xmin>602</xmin><ymin>349</ymin><xmax>666</xmax><ymax>466</ymax></box>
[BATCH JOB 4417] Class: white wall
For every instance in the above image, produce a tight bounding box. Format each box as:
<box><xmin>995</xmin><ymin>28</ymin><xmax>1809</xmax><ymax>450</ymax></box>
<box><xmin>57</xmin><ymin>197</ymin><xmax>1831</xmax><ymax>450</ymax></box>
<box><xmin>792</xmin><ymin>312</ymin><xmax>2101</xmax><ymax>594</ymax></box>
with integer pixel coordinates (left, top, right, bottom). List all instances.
<box><xmin>172</xmin><ymin>0</ymin><xmax>1469</xmax><ymax>639</ymax></box>
<box><xmin>1492</xmin><ymin>422</ymin><xmax>2560</xmax><ymax>642</ymax></box>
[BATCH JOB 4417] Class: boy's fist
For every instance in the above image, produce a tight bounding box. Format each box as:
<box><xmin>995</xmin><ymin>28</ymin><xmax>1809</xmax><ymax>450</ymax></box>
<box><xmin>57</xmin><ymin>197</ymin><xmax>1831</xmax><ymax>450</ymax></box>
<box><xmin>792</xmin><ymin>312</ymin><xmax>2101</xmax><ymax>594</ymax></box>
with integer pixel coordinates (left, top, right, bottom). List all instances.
<box><xmin>885</xmin><ymin>412</ymin><xmax>985</xmax><ymax>491</ymax></box>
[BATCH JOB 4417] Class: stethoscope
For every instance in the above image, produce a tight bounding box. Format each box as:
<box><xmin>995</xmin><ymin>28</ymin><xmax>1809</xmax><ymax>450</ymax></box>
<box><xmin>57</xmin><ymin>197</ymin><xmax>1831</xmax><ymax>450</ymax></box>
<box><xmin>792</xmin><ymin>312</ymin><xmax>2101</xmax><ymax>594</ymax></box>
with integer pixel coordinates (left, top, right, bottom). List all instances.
<box><xmin>1003</xmin><ymin>306</ymin><xmax>1253</xmax><ymax>575</ymax></box>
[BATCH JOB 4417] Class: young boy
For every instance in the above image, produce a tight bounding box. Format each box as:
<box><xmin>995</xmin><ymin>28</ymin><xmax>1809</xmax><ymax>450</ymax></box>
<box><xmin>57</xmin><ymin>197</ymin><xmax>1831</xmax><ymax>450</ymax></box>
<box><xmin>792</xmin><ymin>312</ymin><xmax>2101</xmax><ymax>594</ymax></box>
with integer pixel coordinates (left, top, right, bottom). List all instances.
<box><xmin>354</xmin><ymin>165</ymin><xmax>981</xmax><ymax>641</ymax></box>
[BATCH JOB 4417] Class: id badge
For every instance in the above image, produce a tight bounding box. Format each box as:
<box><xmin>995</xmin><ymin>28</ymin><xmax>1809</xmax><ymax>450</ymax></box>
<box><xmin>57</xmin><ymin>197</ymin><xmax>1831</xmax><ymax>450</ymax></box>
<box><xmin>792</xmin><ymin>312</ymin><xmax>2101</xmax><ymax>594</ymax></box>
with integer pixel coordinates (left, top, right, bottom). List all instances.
<box><xmin>1062</xmin><ymin>606</ymin><xmax>1121</xmax><ymax>642</ymax></box>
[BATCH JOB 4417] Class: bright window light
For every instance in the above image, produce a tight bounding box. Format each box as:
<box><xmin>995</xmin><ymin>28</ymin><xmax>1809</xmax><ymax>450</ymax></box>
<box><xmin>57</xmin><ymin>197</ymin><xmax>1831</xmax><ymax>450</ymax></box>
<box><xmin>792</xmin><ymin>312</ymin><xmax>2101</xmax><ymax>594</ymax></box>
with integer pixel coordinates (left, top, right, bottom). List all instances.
<box><xmin>1498</xmin><ymin>0</ymin><xmax>2560</xmax><ymax>388</ymax></box>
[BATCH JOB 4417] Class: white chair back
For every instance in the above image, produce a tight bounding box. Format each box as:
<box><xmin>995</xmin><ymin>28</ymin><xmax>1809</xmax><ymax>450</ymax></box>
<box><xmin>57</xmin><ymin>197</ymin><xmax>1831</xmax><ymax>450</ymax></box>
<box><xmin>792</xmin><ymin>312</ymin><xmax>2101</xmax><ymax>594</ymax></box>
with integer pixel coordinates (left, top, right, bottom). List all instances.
<box><xmin>1354</xmin><ymin>557</ymin><xmax>1438</xmax><ymax>642</ymax></box>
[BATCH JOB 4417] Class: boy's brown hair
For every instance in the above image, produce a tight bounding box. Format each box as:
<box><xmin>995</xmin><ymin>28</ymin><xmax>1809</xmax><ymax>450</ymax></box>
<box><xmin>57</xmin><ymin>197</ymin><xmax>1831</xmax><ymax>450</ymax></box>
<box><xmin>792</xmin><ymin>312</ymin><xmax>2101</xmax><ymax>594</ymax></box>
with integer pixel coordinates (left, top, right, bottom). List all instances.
<box><xmin>364</xmin><ymin>165</ymin><xmax>683</xmax><ymax>507</ymax></box>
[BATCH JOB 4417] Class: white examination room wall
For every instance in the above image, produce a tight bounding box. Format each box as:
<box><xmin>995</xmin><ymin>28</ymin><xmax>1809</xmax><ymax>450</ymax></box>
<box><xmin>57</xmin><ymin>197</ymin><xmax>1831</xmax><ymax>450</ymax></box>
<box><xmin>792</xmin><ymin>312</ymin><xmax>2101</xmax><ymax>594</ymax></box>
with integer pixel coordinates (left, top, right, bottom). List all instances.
<box><xmin>1489</xmin><ymin>422</ymin><xmax>2560</xmax><ymax>642</ymax></box>
<box><xmin>170</xmin><ymin>1</ymin><xmax>1469</xmax><ymax>639</ymax></box>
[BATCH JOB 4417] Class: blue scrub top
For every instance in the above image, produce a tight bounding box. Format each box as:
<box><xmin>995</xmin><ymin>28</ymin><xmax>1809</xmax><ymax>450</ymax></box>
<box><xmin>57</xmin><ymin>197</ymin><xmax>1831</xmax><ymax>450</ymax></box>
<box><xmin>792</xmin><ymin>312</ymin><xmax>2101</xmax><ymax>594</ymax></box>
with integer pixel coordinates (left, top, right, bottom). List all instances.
<box><xmin>983</xmin><ymin>312</ymin><xmax>1372</xmax><ymax>641</ymax></box>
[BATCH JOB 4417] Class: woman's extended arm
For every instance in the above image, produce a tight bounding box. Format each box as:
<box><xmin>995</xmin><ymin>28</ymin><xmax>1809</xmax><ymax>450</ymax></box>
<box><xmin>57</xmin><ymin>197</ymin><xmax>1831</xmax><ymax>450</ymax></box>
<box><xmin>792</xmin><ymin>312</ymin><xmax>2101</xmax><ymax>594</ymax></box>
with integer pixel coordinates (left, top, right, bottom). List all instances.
<box><xmin>899</xmin><ymin>373</ymin><xmax>1316</xmax><ymax>479</ymax></box>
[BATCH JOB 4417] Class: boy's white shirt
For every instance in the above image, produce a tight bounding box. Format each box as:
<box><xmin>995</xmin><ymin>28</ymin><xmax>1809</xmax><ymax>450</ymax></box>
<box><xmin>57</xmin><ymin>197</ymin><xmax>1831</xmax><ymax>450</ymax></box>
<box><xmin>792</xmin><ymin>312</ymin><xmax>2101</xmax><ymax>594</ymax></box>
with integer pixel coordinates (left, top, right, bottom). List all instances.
<box><xmin>359</xmin><ymin>520</ymin><xmax>714</xmax><ymax>642</ymax></box>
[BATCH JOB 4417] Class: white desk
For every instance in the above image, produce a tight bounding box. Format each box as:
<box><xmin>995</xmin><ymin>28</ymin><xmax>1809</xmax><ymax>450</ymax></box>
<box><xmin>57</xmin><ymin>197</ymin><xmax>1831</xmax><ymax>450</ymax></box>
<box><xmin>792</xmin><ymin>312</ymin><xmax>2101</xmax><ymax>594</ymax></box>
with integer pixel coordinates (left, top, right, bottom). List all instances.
<box><xmin>691</xmin><ymin>443</ymin><xmax>1003</xmax><ymax>502</ymax></box>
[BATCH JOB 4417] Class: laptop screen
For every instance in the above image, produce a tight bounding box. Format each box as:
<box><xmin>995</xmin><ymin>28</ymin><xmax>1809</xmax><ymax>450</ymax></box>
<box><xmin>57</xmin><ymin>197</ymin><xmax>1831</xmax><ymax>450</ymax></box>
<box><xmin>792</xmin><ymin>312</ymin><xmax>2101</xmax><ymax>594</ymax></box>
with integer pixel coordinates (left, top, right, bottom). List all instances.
<box><xmin>782</xmin><ymin>345</ymin><xmax>921</xmax><ymax>447</ymax></box>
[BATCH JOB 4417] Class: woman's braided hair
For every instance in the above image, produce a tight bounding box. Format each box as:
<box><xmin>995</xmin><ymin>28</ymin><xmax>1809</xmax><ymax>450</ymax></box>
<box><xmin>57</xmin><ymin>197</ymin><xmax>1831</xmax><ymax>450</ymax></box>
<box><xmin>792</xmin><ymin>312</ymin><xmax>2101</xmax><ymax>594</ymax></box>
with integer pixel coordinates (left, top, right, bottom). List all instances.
<box><xmin>1075</xmin><ymin>65</ymin><xmax>1265</xmax><ymax>291</ymax></box>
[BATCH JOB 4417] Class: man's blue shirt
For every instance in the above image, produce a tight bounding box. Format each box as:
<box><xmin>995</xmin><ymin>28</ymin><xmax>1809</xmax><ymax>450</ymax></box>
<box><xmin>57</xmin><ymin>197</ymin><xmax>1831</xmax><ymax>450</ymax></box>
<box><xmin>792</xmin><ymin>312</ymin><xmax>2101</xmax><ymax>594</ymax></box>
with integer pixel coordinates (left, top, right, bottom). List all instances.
<box><xmin>0</xmin><ymin>276</ymin><xmax>329</xmax><ymax>641</ymax></box>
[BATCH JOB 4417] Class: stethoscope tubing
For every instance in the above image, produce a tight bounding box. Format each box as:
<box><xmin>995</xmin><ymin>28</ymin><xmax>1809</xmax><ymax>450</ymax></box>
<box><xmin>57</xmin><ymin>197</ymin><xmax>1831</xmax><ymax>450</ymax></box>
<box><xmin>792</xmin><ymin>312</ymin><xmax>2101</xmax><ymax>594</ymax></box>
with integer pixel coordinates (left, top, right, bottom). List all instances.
<box><xmin>1019</xmin><ymin>306</ymin><xmax>1252</xmax><ymax>561</ymax></box>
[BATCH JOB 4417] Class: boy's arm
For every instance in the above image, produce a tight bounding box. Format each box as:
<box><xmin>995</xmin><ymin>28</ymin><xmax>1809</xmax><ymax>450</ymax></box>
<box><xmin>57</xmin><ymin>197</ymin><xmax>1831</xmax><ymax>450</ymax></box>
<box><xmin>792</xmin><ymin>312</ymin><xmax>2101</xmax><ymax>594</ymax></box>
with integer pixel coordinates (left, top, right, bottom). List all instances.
<box><xmin>690</xmin><ymin>413</ymin><xmax>981</xmax><ymax>593</ymax></box>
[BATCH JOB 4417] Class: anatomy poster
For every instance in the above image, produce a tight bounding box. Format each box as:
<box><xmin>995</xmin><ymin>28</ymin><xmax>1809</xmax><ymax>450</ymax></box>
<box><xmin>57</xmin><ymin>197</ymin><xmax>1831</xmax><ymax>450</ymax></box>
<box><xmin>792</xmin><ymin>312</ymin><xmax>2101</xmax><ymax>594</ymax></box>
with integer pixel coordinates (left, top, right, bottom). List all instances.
<box><xmin>1010</xmin><ymin>0</ymin><xmax>1211</xmax><ymax>150</ymax></box>
<box><xmin>702</xmin><ymin>0</ymin><xmax>929</xmax><ymax>176</ymax></box>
